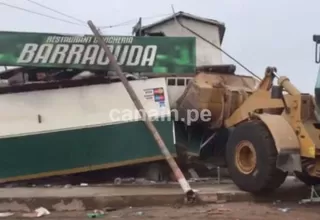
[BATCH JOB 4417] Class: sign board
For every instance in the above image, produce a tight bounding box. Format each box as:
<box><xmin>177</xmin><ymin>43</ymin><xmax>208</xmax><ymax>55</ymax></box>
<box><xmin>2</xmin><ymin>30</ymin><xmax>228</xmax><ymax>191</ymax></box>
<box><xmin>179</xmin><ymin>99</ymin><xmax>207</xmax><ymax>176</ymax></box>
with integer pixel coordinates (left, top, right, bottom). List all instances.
<box><xmin>0</xmin><ymin>31</ymin><xmax>196</xmax><ymax>73</ymax></box>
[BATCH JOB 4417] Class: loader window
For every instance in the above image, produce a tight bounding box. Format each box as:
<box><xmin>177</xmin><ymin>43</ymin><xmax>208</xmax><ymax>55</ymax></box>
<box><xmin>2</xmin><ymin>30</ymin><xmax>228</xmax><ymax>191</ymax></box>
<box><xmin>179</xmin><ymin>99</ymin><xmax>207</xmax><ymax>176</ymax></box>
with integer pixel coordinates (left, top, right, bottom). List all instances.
<box><xmin>177</xmin><ymin>79</ymin><xmax>185</xmax><ymax>86</ymax></box>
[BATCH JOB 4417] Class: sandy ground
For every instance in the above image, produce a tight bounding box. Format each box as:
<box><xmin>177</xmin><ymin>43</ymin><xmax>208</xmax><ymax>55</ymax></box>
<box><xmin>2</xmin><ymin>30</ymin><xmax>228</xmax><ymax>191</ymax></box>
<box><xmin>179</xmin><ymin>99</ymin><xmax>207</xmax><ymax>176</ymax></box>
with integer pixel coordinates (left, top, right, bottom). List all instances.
<box><xmin>5</xmin><ymin>202</ymin><xmax>320</xmax><ymax>219</ymax></box>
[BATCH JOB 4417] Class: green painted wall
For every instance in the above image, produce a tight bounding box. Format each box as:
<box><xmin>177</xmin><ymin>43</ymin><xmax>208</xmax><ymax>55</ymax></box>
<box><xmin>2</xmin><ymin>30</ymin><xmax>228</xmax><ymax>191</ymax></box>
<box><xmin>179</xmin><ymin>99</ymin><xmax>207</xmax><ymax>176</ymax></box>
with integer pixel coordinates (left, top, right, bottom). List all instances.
<box><xmin>0</xmin><ymin>120</ymin><xmax>174</xmax><ymax>179</ymax></box>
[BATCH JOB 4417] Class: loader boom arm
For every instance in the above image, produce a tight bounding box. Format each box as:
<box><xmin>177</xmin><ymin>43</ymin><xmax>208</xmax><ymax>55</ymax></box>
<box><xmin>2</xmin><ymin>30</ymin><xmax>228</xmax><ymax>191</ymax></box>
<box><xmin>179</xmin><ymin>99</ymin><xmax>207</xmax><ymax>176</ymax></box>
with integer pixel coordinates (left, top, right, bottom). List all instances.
<box><xmin>313</xmin><ymin>35</ymin><xmax>320</xmax><ymax>113</ymax></box>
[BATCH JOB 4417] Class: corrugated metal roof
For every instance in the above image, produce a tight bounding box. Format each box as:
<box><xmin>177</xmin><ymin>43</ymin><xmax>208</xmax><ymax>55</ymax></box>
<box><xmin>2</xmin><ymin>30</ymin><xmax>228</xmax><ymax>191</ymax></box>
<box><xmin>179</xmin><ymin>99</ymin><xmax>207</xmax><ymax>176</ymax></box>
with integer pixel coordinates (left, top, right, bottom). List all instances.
<box><xmin>140</xmin><ymin>11</ymin><xmax>226</xmax><ymax>42</ymax></box>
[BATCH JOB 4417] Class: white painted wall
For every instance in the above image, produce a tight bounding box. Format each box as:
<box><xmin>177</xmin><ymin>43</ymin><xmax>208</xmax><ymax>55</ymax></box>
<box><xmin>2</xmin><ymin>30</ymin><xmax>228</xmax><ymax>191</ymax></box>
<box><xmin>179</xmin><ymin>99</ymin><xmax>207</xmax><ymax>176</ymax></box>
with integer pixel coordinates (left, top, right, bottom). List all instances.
<box><xmin>143</xmin><ymin>18</ymin><xmax>222</xmax><ymax>66</ymax></box>
<box><xmin>0</xmin><ymin>78</ymin><xmax>171</xmax><ymax>138</ymax></box>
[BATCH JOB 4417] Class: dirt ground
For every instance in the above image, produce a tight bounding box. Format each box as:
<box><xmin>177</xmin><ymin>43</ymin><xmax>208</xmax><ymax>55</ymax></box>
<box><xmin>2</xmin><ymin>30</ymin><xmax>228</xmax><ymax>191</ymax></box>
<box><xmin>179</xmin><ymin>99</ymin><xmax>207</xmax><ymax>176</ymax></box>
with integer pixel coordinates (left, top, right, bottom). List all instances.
<box><xmin>6</xmin><ymin>201</ymin><xmax>320</xmax><ymax>219</ymax></box>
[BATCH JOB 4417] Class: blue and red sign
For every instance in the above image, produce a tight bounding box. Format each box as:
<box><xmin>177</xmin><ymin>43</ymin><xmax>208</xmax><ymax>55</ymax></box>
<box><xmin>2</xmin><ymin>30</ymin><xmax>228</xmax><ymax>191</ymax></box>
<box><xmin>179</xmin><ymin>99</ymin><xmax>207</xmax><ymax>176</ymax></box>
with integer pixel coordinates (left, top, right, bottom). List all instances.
<box><xmin>144</xmin><ymin>87</ymin><xmax>166</xmax><ymax>107</ymax></box>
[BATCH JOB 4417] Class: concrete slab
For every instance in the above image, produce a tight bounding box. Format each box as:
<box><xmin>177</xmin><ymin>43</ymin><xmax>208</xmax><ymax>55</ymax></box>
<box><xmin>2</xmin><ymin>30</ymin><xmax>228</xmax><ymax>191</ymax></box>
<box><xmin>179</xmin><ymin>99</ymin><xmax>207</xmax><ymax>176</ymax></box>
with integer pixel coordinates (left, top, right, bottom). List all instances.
<box><xmin>0</xmin><ymin>178</ymin><xmax>310</xmax><ymax>212</ymax></box>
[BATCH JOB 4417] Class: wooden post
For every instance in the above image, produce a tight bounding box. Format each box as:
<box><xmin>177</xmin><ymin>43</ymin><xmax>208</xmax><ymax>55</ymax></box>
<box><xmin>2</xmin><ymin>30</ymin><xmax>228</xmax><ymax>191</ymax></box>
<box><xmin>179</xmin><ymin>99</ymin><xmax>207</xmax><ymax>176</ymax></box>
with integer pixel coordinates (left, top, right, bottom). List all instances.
<box><xmin>87</xmin><ymin>20</ymin><xmax>195</xmax><ymax>201</ymax></box>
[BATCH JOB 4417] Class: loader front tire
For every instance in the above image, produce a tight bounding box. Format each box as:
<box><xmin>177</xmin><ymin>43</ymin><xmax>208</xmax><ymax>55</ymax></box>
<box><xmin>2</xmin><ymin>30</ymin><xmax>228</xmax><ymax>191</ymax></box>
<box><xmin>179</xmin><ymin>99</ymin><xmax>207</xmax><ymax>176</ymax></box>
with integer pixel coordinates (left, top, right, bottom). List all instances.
<box><xmin>226</xmin><ymin>120</ymin><xmax>288</xmax><ymax>193</ymax></box>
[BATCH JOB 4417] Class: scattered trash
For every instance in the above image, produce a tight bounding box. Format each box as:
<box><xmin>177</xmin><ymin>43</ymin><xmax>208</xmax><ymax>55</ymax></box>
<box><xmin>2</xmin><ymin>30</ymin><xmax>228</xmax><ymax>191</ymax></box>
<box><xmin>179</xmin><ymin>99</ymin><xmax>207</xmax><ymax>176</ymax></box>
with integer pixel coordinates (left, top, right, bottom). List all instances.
<box><xmin>189</xmin><ymin>177</ymin><xmax>213</xmax><ymax>183</ymax></box>
<box><xmin>114</xmin><ymin>177</ymin><xmax>135</xmax><ymax>185</ymax></box>
<box><xmin>216</xmin><ymin>199</ymin><xmax>227</xmax><ymax>204</ymax></box>
<box><xmin>134</xmin><ymin>178</ymin><xmax>156</xmax><ymax>184</ymax></box>
<box><xmin>22</xmin><ymin>207</ymin><xmax>50</xmax><ymax>218</ymax></box>
<box><xmin>0</xmin><ymin>212</ymin><xmax>14</xmax><ymax>217</ymax></box>
<box><xmin>44</xmin><ymin>184</ymin><xmax>51</xmax><ymax>188</ymax></box>
<box><xmin>278</xmin><ymin>208</ymin><xmax>290</xmax><ymax>213</ymax></box>
<box><xmin>80</xmin><ymin>183</ymin><xmax>88</xmax><ymax>187</ymax></box>
<box><xmin>273</xmin><ymin>200</ymin><xmax>281</xmax><ymax>205</ymax></box>
<box><xmin>64</xmin><ymin>184</ymin><xmax>72</xmax><ymax>188</ymax></box>
<box><xmin>103</xmin><ymin>207</ymin><xmax>117</xmax><ymax>212</ymax></box>
<box><xmin>208</xmin><ymin>207</ymin><xmax>231</xmax><ymax>215</ymax></box>
<box><xmin>35</xmin><ymin>207</ymin><xmax>50</xmax><ymax>217</ymax></box>
<box><xmin>134</xmin><ymin>211</ymin><xmax>144</xmax><ymax>216</ymax></box>
<box><xmin>87</xmin><ymin>209</ymin><xmax>105</xmax><ymax>218</ymax></box>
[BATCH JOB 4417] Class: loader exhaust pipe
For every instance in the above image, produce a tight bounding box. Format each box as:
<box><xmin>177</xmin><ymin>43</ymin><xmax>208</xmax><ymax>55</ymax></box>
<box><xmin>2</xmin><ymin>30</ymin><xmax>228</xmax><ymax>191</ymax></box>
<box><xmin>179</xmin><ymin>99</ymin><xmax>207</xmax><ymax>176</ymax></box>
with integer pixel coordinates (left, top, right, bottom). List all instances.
<box><xmin>87</xmin><ymin>20</ymin><xmax>196</xmax><ymax>202</ymax></box>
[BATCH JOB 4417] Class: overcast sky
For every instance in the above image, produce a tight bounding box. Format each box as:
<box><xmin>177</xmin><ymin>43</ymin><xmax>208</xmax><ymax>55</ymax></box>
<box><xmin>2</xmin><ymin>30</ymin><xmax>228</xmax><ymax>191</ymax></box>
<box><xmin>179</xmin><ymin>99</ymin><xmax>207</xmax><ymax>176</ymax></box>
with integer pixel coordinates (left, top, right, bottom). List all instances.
<box><xmin>0</xmin><ymin>0</ymin><xmax>319</xmax><ymax>93</ymax></box>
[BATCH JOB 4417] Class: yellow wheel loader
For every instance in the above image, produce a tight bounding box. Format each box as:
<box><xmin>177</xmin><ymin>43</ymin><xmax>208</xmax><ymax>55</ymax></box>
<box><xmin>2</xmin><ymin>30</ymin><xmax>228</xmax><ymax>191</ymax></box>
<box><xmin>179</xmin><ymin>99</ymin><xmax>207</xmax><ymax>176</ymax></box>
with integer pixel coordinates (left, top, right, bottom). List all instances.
<box><xmin>175</xmin><ymin>42</ymin><xmax>320</xmax><ymax>193</ymax></box>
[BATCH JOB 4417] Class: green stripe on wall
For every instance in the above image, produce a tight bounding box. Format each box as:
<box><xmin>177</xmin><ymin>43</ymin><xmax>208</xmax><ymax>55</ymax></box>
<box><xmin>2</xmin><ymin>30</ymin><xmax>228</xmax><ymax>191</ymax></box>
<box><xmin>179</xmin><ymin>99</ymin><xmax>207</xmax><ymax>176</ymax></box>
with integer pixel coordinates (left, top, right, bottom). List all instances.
<box><xmin>0</xmin><ymin>120</ymin><xmax>174</xmax><ymax>179</ymax></box>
